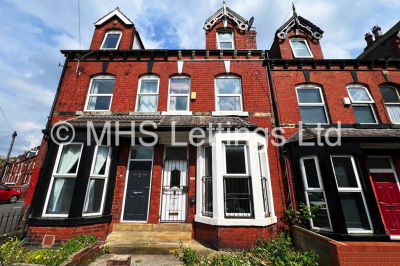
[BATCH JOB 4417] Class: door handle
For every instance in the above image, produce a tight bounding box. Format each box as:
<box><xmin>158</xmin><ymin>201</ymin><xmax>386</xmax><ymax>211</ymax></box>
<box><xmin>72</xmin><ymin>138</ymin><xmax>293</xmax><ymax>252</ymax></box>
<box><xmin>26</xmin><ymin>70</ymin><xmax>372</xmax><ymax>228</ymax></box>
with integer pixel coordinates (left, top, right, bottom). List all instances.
<box><xmin>133</xmin><ymin>192</ymin><xmax>142</xmax><ymax>194</ymax></box>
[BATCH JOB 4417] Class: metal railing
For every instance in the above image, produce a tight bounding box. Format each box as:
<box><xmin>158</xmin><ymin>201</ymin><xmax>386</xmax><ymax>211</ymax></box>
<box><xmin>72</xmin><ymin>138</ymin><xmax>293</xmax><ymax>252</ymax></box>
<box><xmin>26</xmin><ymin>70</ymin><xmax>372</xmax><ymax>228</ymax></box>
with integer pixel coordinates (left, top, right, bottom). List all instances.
<box><xmin>0</xmin><ymin>211</ymin><xmax>23</xmax><ymax>234</ymax></box>
<box><xmin>202</xmin><ymin>176</ymin><xmax>213</xmax><ymax>217</ymax></box>
<box><xmin>224</xmin><ymin>177</ymin><xmax>254</xmax><ymax>218</ymax></box>
<box><xmin>261</xmin><ymin>177</ymin><xmax>270</xmax><ymax>217</ymax></box>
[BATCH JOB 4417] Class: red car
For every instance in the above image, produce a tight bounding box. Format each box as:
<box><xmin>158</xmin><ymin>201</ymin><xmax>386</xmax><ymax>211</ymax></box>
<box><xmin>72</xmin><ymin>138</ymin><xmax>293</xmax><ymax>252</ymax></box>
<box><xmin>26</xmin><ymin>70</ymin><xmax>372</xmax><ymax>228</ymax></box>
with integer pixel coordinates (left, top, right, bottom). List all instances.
<box><xmin>0</xmin><ymin>184</ymin><xmax>20</xmax><ymax>204</ymax></box>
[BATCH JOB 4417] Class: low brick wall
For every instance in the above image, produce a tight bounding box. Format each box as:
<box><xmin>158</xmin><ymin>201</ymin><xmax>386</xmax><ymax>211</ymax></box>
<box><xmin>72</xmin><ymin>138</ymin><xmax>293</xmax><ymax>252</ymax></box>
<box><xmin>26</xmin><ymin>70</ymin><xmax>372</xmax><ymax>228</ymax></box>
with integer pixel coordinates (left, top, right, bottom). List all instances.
<box><xmin>293</xmin><ymin>225</ymin><xmax>400</xmax><ymax>266</ymax></box>
<box><xmin>11</xmin><ymin>244</ymin><xmax>104</xmax><ymax>266</ymax></box>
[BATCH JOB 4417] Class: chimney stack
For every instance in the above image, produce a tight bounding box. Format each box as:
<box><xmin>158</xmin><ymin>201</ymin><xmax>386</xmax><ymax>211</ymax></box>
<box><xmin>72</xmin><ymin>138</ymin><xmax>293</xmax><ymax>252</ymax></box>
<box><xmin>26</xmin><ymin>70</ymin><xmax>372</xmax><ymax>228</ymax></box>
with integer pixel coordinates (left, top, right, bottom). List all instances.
<box><xmin>372</xmin><ymin>26</ymin><xmax>382</xmax><ymax>40</ymax></box>
<box><xmin>365</xmin><ymin>32</ymin><xmax>374</xmax><ymax>47</ymax></box>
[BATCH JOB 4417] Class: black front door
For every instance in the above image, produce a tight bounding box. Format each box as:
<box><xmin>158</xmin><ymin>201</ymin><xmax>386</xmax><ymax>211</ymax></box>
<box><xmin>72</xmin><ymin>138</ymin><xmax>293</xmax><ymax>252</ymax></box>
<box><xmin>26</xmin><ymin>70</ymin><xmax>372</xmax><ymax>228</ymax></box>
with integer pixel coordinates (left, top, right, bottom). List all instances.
<box><xmin>123</xmin><ymin>161</ymin><xmax>152</xmax><ymax>221</ymax></box>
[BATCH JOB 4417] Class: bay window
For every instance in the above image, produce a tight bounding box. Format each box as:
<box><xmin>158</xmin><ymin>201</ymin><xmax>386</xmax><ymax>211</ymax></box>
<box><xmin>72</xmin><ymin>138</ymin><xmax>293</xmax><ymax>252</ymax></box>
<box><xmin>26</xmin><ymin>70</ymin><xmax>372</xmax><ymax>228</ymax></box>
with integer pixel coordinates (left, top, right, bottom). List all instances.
<box><xmin>300</xmin><ymin>156</ymin><xmax>332</xmax><ymax>231</ymax></box>
<box><xmin>347</xmin><ymin>85</ymin><xmax>378</xmax><ymax>124</ymax></box>
<box><xmin>85</xmin><ymin>76</ymin><xmax>115</xmax><ymax>111</ymax></box>
<box><xmin>331</xmin><ymin>156</ymin><xmax>373</xmax><ymax>233</ymax></box>
<box><xmin>43</xmin><ymin>143</ymin><xmax>83</xmax><ymax>217</ymax></box>
<box><xmin>380</xmin><ymin>86</ymin><xmax>400</xmax><ymax>123</ymax></box>
<box><xmin>136</xmin><ymin>75</ymin><xmax>159</xmax><ymax>112</ymax></box>
<box><xmin>215</xmin><ymin>76</ymin><xmax>243</xmax><ymax>112</ymax></box>
<box><xmin>296</xmin><ymin>85</ymin><xmax>329</xmax><ymax>124</ymax></box>
<box><xmin>168</xmin><ymin>76</ymin><xmax>191</xmax><ymax>112</ymax></box>
<box><xmin>83</xmin><ymin>146</ymin><xmax>111</xmax><ymax>216</ymax></box>
<box><xmin>289</xmin><ymin>38</ymin><xmax>313</xmax><ymax>58</ymax></box>
<box><xmin>223</xmin><ymin>145</ymin><xmax>253</xmax><ymax>218</ymax></box>
<box><xmin>202</xmin><ymin>146</ymin><xmax>213</xmax><ymax>217</ymax></box>
<box><xmin>258</xmin><ymin>145</ymin><xmax>270</xmax><ymax>217</ymax></box>
<box><xmin>101</xmin><ymin>30</ymin><xmax>122</xmax><ymax>49</ymax></box>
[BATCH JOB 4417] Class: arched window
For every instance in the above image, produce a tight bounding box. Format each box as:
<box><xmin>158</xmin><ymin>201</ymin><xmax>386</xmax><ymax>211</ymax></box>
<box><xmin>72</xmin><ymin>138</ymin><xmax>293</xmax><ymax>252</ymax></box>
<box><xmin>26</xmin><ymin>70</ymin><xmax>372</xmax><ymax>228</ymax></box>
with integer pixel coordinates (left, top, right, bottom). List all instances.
<box><xmin>295</xmin><ymin>85</ymin><xmax>329</xmax><ymax>124</ymax></box>
<box><xmin>217</xmin><ymin>30</ymin><xmax>235</xmax><ymax>49</ymax></box>
<box><xmin>168</xmin><ymin>76</ymin><xmax>191</xmax><ymax>112</ymax></box>
<box><xmin>101</xmin><ymin>30</ymin><xmax>122</xmax><ymax>49</ymax></box>
<box><xmin>379</xmin><ymin>86</ymin><xmax>400</xmax><ymax>123</ymax></box>
<box><xmin>347</xmin><ymin>84</ymin><xmax>378</xmax><ymax>124</ymax></box>
<box><xmin>135</xmin><ymin>75</ymin><xmax>160</xmax><ymax>112</ymax></box>
<box><xmin>85</xmin><ymin>75</ymin><xmax>116</xmax><ymax>111</ymax></box>
<box><xmin>215</xmin><ymin>75</ymin><xmax>243</xmax><ymax>112</ymax></box>
<box><xmin>289</xmin><ymin>38</ymin><xmax>313</xmax><ymax>58</ymax></box>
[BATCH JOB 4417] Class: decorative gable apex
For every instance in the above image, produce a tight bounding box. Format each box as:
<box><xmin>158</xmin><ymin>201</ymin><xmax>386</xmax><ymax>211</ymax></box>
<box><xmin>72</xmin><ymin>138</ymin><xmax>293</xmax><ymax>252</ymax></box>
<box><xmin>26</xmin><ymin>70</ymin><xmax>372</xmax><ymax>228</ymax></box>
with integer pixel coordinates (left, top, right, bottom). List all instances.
<box><xmin>94</xmin><ymin>7</ymin><xmax>133</xmax><ymax>26</ymax></box>
<box><xmin>276</xmin><ymin>5</ymin><xmax>323</xmax><ymax>40</ymax></box>
<box><xmin>203</xmin><ymin>1</ymin><xmax>249</xmax><ymax>31</ymax></box>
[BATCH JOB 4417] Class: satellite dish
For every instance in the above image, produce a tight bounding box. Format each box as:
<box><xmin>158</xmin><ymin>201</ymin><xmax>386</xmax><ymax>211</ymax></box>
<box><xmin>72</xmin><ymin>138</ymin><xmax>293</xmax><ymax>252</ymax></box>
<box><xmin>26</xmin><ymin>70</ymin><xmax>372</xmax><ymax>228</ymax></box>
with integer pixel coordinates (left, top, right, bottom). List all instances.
<box><xmin>248</xmin><ymin>17</ymin><xmax>254</xmax><ymax>31</ymax></box>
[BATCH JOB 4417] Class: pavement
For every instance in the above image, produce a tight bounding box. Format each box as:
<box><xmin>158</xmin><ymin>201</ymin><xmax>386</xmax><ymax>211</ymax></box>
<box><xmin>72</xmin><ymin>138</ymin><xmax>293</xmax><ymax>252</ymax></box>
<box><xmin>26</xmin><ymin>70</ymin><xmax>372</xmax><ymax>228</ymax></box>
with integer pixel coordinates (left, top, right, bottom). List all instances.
<box><xmin>0</xmin><ymin>200</ymin><xmax>23</xmax><ymax>216</ymax></box>
<box><xmin>89</xmin><ymin>254</ymin><xmax>183</xmax><ymax>266</ymax></box>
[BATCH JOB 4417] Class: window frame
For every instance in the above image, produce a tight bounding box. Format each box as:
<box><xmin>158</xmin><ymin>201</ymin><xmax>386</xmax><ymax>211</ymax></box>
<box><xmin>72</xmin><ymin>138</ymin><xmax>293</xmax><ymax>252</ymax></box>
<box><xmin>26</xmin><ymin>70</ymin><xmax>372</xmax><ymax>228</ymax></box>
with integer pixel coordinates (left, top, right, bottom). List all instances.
<box><xmin>347</xmin><ymin>85</ymin><xmax>378</xmax><ymax>124</ymax></box>
<box><xmin>289</xmin><ymin>38</ymin><xmax>313</xmax><ymax>58</ymax></box>
<box><xmin>222</xmin><ymin>144</ymin><xmax>253</xmax><ymax>218</ymax></box>
<box><xmin>167</xmin><ymin>76</ymin><xmax>191</xmax><ymax>112</ymax></box>
<box><xmin>135</xmin><ymin>75</ymin><xmax>160</xmax><ymax>112</ymax></box>
<box><xmin>42</xmin><ymin>143</ymin><xmax>84</xmax><ymax>218</ymax></box>
<box><xmin>217</xmin><ymin>30</ymin><xmax>235</xmax><ymax>50</ymax></box>
<box><xmin>379</xmin><ymin>85</ymin><xmax>400</xmax><ymax>123</ymax></box>
<box><xmin>82</xmin><ymin>145</ymin><xmax>112</xmax><ymax>217</ymax></box>
<box><xmin>215</xmin><ymin>75</ymin><xmax>243</xmax><ymax>113</ymax></box>
<box><xmin>330</xmin><ymin>155</ymin><xmax>374</xmax><ymax>234</ymax></box>
<box><xmin>300</xmin><ymin>156</ymin><xmax>333</xmax><ymax>231</ymax></box>
<box><xmin>100</xmin><ymin>30</ymin><xmax>122</xmax><ymax>50</ymax></box>
<box><xmin>295</xmin><ymin>85</ymin><xmax>330</xmax><ymax>125</ymax></box>
<box><xmin>84</xmin><ymin>75</ymin><xmax>116</xmax><ymax>112</ymax></box>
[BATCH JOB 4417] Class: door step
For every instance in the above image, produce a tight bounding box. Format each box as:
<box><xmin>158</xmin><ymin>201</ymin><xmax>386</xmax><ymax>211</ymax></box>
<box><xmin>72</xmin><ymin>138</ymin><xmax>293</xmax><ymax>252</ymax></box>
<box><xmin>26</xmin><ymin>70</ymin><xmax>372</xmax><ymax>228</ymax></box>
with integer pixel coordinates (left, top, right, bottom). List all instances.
<box><xmin>107</xmin><ymin>231</ymin><xmax>192</xmax><ymax>244</ymax></box>
<box><xmin>113</xmin><ymin>223</ymin><xmax>192</xmax><ymax>232</ymax></box>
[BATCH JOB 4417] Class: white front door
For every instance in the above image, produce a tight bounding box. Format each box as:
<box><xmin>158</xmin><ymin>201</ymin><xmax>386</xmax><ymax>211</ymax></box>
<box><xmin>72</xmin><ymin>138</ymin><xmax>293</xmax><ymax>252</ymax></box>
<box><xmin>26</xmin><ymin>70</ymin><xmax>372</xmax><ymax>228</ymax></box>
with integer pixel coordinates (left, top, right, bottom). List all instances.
<box><xmin>160</xmin><ymin>160</ymin><xmax>188</xmax><ymax>222</ymax></box>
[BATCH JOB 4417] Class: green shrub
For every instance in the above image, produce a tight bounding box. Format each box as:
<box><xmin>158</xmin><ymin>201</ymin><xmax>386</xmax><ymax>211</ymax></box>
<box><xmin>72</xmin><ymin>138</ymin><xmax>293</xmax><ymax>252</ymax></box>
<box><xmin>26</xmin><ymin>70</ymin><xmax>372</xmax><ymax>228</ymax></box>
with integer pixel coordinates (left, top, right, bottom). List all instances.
<box><xmin>286</xmin><ymin>203</ymin><xmax>325</xmax><ymax>228</ymax></box>
<box><xmin>0</xmin><ymin>235</ymin><xmax>107</xmax><ymax>266</ymax></box>
<box><xmin>179</xmin><ymin>233</ymin><xmax>318</xmax><ymax>266</ymax></box>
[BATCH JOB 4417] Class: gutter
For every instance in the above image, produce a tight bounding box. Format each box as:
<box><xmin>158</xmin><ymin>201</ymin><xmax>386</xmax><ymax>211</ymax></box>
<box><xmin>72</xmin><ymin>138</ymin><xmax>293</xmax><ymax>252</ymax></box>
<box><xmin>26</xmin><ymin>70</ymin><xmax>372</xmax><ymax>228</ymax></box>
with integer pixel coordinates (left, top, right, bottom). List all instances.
<box><xmin>265</xmin><ymin>52</ymin><xmax>293</xmax><ymax>208</ymax></box>
<box><xmin>21</xmin><ymin>53</ymin><xmax>70</xmax><ymax>239</ymax></box>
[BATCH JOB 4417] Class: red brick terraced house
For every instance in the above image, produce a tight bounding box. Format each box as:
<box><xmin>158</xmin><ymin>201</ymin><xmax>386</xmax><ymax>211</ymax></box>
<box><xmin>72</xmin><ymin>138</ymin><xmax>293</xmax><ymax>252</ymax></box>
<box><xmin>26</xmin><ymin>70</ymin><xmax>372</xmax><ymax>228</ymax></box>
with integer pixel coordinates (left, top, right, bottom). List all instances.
<box><xmin>23</xmin><ymin>5</ymin><xmax>284</xmax><ymax>250</ymax></box>
<box><xmin>22</xmin><ymin>3</ymin><xmax>400</xmax><ymax>261</ymax></box>
<box><xmin>2</xmin><ymin>146</ymin><xmax>39</xmax><ymax>186</ymax></box>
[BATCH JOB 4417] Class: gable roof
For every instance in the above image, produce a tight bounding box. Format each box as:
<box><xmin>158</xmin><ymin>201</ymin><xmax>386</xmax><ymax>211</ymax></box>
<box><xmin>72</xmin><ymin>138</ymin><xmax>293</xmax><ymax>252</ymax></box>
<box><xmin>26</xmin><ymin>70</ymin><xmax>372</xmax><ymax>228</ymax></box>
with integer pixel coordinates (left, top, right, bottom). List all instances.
<box><xmin>276</xmin><ymin>15</ymin><xmax>324</xmax><ymax>40</ymax></box>
<box><xmin>203</xmin><ymin>6</ymin><xmax>249</xmax><ymax>31</ymax></box>
<box><xmin>357</xmin><ymin>21</ymin><xmax>400</xmax><ymax>59</ymax></box>
<box><xmin>94</xmin><ymin>7</ymin><xmax>133</xmax><ymax>26</ymax></box>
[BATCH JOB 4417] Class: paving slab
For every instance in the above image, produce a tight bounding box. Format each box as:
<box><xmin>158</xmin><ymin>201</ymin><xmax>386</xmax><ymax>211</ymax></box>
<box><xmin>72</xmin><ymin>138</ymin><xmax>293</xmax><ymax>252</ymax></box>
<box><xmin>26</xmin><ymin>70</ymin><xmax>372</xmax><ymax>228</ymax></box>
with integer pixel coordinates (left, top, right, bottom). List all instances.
<box><xmin>89</xmin><ymin>254</ymin><xmax>182</xmax><ymax>266</ymax></box>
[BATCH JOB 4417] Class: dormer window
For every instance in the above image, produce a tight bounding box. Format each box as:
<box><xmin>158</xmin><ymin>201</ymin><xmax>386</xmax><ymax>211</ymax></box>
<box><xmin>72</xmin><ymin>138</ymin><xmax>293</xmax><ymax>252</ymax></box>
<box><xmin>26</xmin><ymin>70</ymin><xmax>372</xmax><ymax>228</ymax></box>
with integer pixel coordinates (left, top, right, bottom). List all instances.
<box><xmin>289</xmin><ymin>38</ymin><xmax>313</xmax><ymax>58</ymax></box>
<box><xmin>101</xmin><ymin>30</ymin><xmax>122</xmax><ymax>49</ymax></box>
<box><xmin>217</xmin><ymin>31</ymin><xmax>235</xmax><ymax>49</ymax></box>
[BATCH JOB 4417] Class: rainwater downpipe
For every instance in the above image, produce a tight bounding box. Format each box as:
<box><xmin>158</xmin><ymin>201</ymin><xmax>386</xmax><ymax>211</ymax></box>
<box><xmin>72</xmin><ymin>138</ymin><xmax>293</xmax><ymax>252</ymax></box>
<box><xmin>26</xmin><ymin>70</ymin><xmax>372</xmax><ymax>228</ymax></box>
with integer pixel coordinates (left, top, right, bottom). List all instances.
<box><xmin>265</xmin><ymin>52</ymin><xmax>293</xmax><ymax>208</ymax></box>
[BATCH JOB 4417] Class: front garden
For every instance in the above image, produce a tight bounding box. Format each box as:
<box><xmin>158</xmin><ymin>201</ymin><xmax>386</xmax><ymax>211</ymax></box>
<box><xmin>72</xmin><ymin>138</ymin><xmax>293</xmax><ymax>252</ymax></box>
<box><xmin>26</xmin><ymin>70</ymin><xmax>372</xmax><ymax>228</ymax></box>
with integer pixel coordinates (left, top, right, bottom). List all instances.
<box><xmin>0</xmin><ymin>235</ymin><xmax>109</xmax><ymax>265</ymax></box>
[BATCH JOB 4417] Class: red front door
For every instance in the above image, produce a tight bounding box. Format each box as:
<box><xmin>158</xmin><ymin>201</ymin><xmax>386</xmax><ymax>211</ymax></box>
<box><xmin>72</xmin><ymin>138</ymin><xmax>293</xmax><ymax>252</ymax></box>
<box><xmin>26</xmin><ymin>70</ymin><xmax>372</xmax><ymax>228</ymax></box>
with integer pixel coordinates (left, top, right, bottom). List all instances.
<box><xmin>372</xmin><ymin>173</ymin><xmax>400</xmax><ymax>236</ymax></box>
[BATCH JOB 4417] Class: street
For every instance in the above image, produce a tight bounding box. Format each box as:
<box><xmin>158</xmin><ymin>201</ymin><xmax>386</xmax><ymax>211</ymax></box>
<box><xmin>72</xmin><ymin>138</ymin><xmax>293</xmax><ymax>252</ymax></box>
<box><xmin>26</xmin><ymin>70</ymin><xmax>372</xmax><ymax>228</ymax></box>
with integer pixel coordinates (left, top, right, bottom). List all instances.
<box><xmin>0</xmin><ymin>200</ymin><xmax>23</xmax><ymax>217</ymax></box>
<box><xmin>0</xmin><ymin>201</ymin><xmax>24</xmax><ymax>233</ymax></box>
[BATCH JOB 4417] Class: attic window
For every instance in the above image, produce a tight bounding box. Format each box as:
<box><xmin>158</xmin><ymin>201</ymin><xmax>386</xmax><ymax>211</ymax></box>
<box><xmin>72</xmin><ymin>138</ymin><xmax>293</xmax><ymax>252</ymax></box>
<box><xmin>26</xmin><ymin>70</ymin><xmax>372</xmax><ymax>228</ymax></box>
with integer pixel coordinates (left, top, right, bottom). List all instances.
<box><xmin>101</xmin><ymin>30</ymin><xmax>122</xmax><ymax>49</ymax></box>
<box><xmin>217</xmin><ymin>31</ymin><xmax>235</xmax><ymax>49</ymax></box>
<box><xmin>289</xmin><ymin>38</ymin><xmax>313</xmax><ymax>58</ymax></box>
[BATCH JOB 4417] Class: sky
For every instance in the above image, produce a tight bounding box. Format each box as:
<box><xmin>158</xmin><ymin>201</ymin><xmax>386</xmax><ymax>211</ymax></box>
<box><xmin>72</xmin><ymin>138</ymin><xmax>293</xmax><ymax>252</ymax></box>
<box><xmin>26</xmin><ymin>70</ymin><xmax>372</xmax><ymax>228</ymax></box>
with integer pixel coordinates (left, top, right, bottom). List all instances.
<box><xmin>0</xmin><ymin>0</ymin><xmax>399</xmax><ymax>157</ymax></box>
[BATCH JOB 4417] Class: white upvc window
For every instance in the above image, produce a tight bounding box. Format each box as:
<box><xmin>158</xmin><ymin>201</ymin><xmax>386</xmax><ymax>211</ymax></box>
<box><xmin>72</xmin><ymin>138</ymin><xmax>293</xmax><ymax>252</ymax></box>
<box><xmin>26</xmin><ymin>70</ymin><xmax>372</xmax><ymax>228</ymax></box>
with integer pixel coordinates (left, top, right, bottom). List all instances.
<box><xmin>289</xmin><ymin>38</ymin><xmax>313</xmax><ymax>58</ymax></box>
<box><xmin>300</xmin><ymin>156</ymin><xmax>332</xmax><ymax>231</ymax></box>
<box><xmin>347</xmin><ymin>85</ymin><xmax>378</xmax><ymax>124</ymax></box>
<box><xmin>83</xmin><ymin>145</ymin><xmax>111</xmax><ymax>216</ymax></box>
<box><xmin>331</xmin><ymin>155</ymin><xmax>373</xmax><ymax>233</ymax></box>
<box><xmin>223</xmin><ymin>144</ymin><xmax>253</xmax><ymax>218</ymax></box>
<box><xmin>135</xmin><ymin>75</ymin><xmax>159</xmax><ymax>112</ymax></box>
<box><xmin>296</xmin><ymin>85</ymin><xmax>329</xmax><ymax>124</ymax></box>
<box><xmin>43</xmin><ymin>143</ymin><xmax>83</xmax><ymax>217</ymax></box>
<box><xmin>215</xmin><ymin>76</ymin><xmax>243</xmax><ymax>112</ymax></box>
<box><xmin>217</xmin><ymin>31</ymin><xmax>235</xmax><ymax>49</ymax></box>
<box><xmin>380</xmin><ymin>86</ymin><xmax>400</xmax><ymax>123</ymax></box>
<box><xmin>167</xmin><ymin>76</ymin><xmax>191</xmax><ymax>112</ymax></box>
<box><xmin>100</xmin><ymin>30</ymin><xmax>122</xmax><ymax>50</ymax></box>
<box><xmin>84</xmin><ymin>75</ymin><xmax>115</xmax><ymax>111</ymax></box>
<box><xmin>258</xmin><ymin>145</ymin><xmax>270</xmax><ymax>217</ymax></box>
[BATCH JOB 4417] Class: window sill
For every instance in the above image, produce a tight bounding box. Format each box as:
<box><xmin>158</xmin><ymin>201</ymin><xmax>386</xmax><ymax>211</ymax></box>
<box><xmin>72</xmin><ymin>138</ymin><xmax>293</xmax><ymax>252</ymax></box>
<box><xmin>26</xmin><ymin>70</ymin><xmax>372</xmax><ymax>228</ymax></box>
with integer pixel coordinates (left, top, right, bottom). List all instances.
<box><xmin>129</xmin><ymin>111</ymin><xmax>161</xmax><ymax>116</ymax></box>
<box><xmin>355</xmin><ymin>123</ymin><xmax>389</xmax><ymax>129</ymax></box>
<box><xmin>84</xmin><ymin>111</ymin><xmax>112</xmax><ymax>115</ymax></box>
<box><xmin>194</xmin><ymin>215</ymin><xmax>277</xmax><ymax>226</ymax></box>
<box><xmin>161</xmin><ymin>111</ymin><xmax>193</xmax><ymax>116</ymax></box>
<box><xmin>390</xmin><ymin>123</ymin><xmax>400</xmax><ymax>129</ymax></box>
<box><xmin>212</xmin><ymin>111</ymin><xmax>249</xmax><ymax>117</ymax></box>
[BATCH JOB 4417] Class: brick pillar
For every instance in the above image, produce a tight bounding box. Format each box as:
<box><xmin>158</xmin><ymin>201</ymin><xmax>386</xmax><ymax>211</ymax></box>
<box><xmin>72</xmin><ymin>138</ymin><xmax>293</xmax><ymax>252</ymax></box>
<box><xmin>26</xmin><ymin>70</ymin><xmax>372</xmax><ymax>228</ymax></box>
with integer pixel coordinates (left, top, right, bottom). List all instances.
<box><xmin>147</xmin><ymin>144</ymin><xmax>164</xmax><ymax>223</ymax></box>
